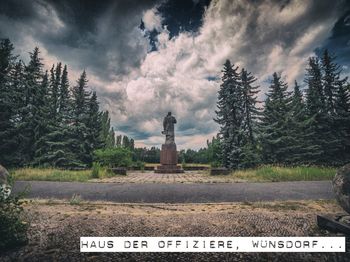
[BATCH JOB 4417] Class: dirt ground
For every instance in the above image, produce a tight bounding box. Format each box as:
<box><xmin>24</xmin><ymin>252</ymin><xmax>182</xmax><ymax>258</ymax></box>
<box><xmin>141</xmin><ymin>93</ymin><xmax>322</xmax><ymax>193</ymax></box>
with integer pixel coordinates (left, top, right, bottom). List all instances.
<box><xmin>1</xmin><ymin>199</ymin><xmax>349</xmax><ymax>262</ymax></box>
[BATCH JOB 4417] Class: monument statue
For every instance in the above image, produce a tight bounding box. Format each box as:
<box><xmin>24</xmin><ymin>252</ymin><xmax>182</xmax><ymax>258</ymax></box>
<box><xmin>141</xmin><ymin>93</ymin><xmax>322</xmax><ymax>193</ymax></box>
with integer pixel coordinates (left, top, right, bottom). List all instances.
<box><xmin>155</xmin><ymin>111</ymin><xmax>184</xmax><ymax>173</ymax></box>
<box><xmin>162</xmin><ymin>112</ymin><xmax>177</xmax><ymax>144</ymax></box>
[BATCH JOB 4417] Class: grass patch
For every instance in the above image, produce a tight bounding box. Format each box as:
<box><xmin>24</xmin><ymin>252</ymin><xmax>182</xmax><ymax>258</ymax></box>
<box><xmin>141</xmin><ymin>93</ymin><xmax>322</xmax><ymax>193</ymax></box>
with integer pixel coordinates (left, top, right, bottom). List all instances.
<box><xmin>232</xmin><ymin>165</ymin><xmax>336</xmax><ymax>182</ymax></box>
<box><xmin>69</xmin><ymin>194</ymin><xmax>82</xmax><ymax>205</ymax></box>
<box><xmin>145</xmin><ymin>163</ymin><xmax>210</xmax><ymax>168</ymax></box>
<box><xmin>11</xmin><ymin>167</ymin><xmax>117</xmax><ymax>182</ymax></box>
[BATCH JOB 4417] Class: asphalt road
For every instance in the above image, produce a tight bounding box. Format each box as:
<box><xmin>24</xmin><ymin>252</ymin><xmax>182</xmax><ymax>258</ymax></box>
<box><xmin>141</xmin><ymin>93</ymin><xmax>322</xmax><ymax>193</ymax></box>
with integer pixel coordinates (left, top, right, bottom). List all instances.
<box><xmin>12</xmin><ymin>180</ymin><xmax>334</xmax><ymax>203</ymax></box>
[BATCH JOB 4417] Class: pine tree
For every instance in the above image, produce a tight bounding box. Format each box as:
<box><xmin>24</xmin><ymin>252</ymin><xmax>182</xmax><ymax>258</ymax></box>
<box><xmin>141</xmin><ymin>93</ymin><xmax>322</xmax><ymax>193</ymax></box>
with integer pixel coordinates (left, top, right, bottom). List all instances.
<box><xmin>239</xmin><ymin>68</ymin><xmax>261</xmax><ymax>168</ymax></box>
<box><xmin>322</xmin><ymin>50</ymin><xmax>340</xmax><ymax>114</ymax></box>
<box><xmin>0</xmin><ymin>39</ymin><xmax>18</xmax><ymax>166</ymax></box>
<box><xmin>321</xmin><ymin>50</ymin><xmax>349</xmax><ymax>164</ymax></box>
<box><xmin>214</xmin><ymin>60</ymin><xmax>242</xmax><ymax>168</ymax></box>
<box><xmin>18</xmin><ymin>47</ymin><xmax>44</xmax><ymax>164</ymax></box>
<box><xmin>334</xmin><ymin>78</ymin><xmax>350</xmax><ymax>163</ymax></box>
<box><xmin>48</xmin><ymin>63</ymin><xmax>62</xmax><ymax>121</ymax></box>
<box><xmin>260</xmin><ymin>73</ymin><xmax>292</xmax><ymax>164</ymax></box>
<box><xmin>85</xmin><ymin>91</ymin><xmax>104</xmax><ymax>163</ymax></box>
<box><xmin>32</xmin><ymin>71</ymin><xmax>52</xmax><ymax>165</ymax></box>
<box><xmin>59</xmin><ymin>65</ymin><xmax>70</xmax><ymax>121</ymax></box>
<box><xmin>285</xmin><ymin>81</ymin><xmax>317</xmax><ymax>164</ymax></box>
<box><xmin>33</xmin><ymin>64</ymin><xmax>75</xmax><ymax>167</ymax></box>
<box><xmin>304</xmin><ymin>55</ymin><xmax>343</xmax><ymax>165</ymax></box>
<box><xmin>69</xmin><ymin>70</ymin><xmax>92</xmax><ymax>167</ymax></box>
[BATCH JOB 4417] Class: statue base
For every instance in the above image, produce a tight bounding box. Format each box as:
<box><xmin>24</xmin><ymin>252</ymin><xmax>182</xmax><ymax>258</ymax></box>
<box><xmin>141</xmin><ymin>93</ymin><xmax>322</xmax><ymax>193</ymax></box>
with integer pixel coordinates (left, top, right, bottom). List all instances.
<box><xmin>155</xmin><ymin>143</ymin><xmax>184</xmax><ymax>173</ymax></box>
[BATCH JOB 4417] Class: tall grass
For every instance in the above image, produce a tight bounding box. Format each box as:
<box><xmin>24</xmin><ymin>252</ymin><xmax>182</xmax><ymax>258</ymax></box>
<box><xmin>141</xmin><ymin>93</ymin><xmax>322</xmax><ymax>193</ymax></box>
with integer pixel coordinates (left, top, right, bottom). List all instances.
<box><xmin>11</xmin><ymin>167</ymin><xmax>115</xmax><ymax>182</ymax></box>
<box><xmin>233</xmin><ymin>165</ymin><xmax>336</xmax><ymax>182</ymax></box>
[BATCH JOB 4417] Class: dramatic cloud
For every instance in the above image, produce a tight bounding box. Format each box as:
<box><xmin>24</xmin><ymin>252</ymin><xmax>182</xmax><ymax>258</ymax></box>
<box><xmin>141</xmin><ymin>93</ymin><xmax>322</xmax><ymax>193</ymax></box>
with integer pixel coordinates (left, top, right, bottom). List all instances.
<box><xmin>0</xmin><ymin>0</ymin><xmax>349</xmax><ymax>149</ymax></box>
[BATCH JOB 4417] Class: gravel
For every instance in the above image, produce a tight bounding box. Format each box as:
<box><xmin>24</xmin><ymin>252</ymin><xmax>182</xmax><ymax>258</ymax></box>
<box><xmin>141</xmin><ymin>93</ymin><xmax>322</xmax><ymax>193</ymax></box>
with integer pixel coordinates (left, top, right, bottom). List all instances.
<box><xmin>1</xmin><ymin>200</ymin><xmax>349</xmax><ymax>261</ymax></box>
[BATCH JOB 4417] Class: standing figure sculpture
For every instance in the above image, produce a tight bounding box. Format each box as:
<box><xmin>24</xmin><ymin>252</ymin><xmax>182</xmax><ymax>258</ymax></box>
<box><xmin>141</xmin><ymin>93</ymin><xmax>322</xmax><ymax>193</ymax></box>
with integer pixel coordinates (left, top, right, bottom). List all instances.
<box><xmin>162</xmin><ymin>112</ymin><xmax>177</xmax><ymax>144</ymax></box>
<box><xmin>155</xmin><ymin>111</ymin><xmax>184</xmax><ymax>173</ymax></box>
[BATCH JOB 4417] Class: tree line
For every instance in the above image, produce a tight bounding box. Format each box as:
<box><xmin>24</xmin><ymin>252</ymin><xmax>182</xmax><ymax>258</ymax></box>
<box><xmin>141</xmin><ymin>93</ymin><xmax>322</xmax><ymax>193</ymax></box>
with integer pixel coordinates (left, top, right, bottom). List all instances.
<box><xmin>0</xmin><ymin>39</ymin><xmax>116</xmax><ymax>168</ymax></box>
<box><xmin>216</xmin><ymin>50</ymin><xmax>350</xmax><ymax>169</ymax></box>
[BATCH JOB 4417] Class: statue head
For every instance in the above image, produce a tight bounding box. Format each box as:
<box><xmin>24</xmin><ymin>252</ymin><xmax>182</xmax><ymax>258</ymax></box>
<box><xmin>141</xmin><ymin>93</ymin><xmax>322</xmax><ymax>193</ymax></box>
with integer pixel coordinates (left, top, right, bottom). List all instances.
<box><xmin>167</xmin><ymin>111</ymin><xmax>171</xmax><ymax>116</ymax></box>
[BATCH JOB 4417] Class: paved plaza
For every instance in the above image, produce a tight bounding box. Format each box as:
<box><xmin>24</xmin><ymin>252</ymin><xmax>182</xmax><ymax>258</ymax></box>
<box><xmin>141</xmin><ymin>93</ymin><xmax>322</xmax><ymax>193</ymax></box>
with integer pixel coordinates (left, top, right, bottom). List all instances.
<box><xmin>91</xmin><ymin>170</ymin><xmax>246</xmax><ymax>183</ymax></box>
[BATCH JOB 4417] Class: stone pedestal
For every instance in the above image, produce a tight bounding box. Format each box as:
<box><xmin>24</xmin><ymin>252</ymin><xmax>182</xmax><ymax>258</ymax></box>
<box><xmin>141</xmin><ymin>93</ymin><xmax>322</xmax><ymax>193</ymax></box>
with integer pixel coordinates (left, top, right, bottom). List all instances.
<box><xmin>155</xmin><ymin>143</ymin><xmax>184</xmax><ymax>173</ymax></box>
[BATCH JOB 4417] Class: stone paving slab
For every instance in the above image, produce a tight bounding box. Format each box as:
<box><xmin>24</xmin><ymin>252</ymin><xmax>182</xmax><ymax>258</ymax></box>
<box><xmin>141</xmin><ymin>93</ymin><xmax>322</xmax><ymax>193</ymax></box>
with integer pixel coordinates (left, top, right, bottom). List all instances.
<box><xmin>90</xmin><ymin>171</ymin><xmax>246</xmax><ymax>184</ymax></box>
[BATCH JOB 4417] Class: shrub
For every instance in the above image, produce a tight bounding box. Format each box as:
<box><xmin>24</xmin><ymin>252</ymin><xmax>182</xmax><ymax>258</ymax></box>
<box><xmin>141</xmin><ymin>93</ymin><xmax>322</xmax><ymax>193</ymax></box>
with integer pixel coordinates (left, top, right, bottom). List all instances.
<box><xmin>93</xmin><ymin>148</ymin><xmax>132</xmax><ymax>168</ymax></box>
<box><xmin>0</xmin><ymin>182</ymin><xmax>28</xmax><ymax>251</ymax></box>
<box><xmin>91</xmin><ymin>162</ymin><xmax>101</xmax><ymax>178</ymax></box>
<box><xmin>181</xmin><ymin>159</ymin><xmax>187</xmax><ymax>169</ymax></box>
<box><xmin>210</xmin><ymin>161</ymin><xmax>221</xmax><ymax>168</ymax></box>
<box><xmin>131</xmin><ymin>161</ymin><xmax>145</xmax><ymax>170</ymax></box>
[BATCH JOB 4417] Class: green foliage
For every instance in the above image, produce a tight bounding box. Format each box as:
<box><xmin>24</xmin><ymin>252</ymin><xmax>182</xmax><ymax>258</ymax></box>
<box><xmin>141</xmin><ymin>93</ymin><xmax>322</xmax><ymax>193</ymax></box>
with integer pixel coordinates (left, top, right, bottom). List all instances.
<box><xmin>214</xmin><ymin>50</ymin><xmax>350</xmax><ymax>168</ymax></box>
<box><xmin>12</xmin><ymin>168</ymin><xmax>93</xmax><ymax>182</ymax></box>
<box><xmin>91</xmin><ymin>162</ymin><xmax>101</xmax><ymax>178</ymax></box>
<box><xmin>181</xmin><ymin>159</ymin><xmax>187</xmax><ymax>169</ymax></box>
<box><xmin>260</xmin><ymin>72</ymin><xmax>292</xmax><ymax>164</ymax></box>
<box><xmin>100</xmin><ymin>111</ymin><xmax>115</xmax><ymax>148</ymax></box>
<box><xmin>0</xmin><ymin>39</ymin><xmax>115</xmax><ymax>168</ymax></box>
<box><xmin>210</xmin><ymin>161</ymin><xmax>221</xmax><ymax>168</ymax></box>
<box><xmin>132</xmin><ymin>146</ymin><xmax>160</xmax><ymax>163</ymax></box>
<box><xmin>93</xmin><ymin>147</ymin><xmax>132</xmax><ymax>167</ymax></box>
<box><xmin>131</xmin><ymin>161</ymin><xmax>145</xmax><ymax>170</ymax></box>
<box><xmin>0</xmin><ymin>184</ymin><xmax>28</xmax><ymax>251</ymax></box>
<box><xmin>233</xmin><ymin>165</ymin><xmax>336</xmax><ymax>182</ymax></box>
<box><xmin>215</xmin><ymin>60</ymin><xmax>260</xmax><ymax>169</ymax></box>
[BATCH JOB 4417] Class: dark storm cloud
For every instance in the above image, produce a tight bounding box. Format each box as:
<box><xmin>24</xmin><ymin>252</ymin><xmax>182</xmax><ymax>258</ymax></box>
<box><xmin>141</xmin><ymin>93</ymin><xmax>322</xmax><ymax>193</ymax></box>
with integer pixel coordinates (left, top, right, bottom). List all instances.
<box><xmin>0</xmin><ymin>0</ymin><xmax>349</xmax><ymax>149</ymax></box>
<box><xmin>0</xmin><ymin>0</ymin><xmax>160</xmax><ymax>79</ymax></box>
<box><xmin>319</xmin><ymin>10</ymin><xmax>350</xmax><ymax>74</ymax></box>
<box><xmin>218</xmin><ymin>0</ymin><xmax>349</xmax><ymax>80</ymax></box>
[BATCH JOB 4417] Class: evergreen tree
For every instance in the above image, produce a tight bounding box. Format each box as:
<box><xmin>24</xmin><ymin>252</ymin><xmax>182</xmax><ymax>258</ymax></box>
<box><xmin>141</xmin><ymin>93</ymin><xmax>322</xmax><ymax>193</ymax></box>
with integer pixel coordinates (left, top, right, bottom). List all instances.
<box><xmin>48</xmin><ymin>63</ymin><xmax>61</xmax><ymax>121</ymax></box>
<box><xmin>334</xmin><ymin>76</ymin><xmax>350</xmax><ymax>163</ymax></box>
<box><xmin>304</xmin><ymin>56</ymin><xmax>343</xmax><ymax>165</ymax></box>
<box><xmin>260</xmin><ymin>73</ymin><xmax>292</xmax><ymax>164</ymax></box>
<box><xmin>0</xmin><ymin>39</ymin><xmax>18</xmax><ymax>166</ymax></box>
<box><xmin>239</xmin><ymin>68</ymin><xmax>261</xmax><ymax>168</ymax></box>
<box><xmin>32</xmin><ymin>71</ymin><xmax>52</xmax><ymax>165</ymax></box>
<box><xmin>214</xmin><ymin>60</ymin><xmax>242</xmax><ymax>168</ymax></box>
<box><xmin>59</xmin><ymin>65</ymin><xmax>70</xmax><ymax>120</ymax></box>
<box><xmin>34</xmin><ymin>65</ymin><xmax>74</xmax><ymax>167</ymax></box>
<box><xmin>321</xmin><ymin>50</ymin><xmax>349</xmax><ymax>164</ymax></box>
<box><xmin>18</xmin><ymin>47</ymin><xmax>44</xmax><ymax>164</ymax></box>
<box><xmin>284</xmin><ymin>81</ymin><xmax>317</xmax><ymax>164</ymax></box>
<box><xmin>69</xmin><ymin>70</ymin><xmax>91</xmax><ymax>167</ymax></box>
<box><xmin>322</xmin><ymin>50</ymin><xmax>341</xmax><ymax>114</ymax></box>
<box><xmin>85</xmin><ymin>91</ymin><xmax>104</xmax><ymax>163</ymax></box>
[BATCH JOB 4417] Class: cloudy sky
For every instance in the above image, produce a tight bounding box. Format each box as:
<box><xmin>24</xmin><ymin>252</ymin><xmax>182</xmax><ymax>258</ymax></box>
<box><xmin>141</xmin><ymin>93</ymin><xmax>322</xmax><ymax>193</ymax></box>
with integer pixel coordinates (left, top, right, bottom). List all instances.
<box><xmin>0</xmin><ymin>0</ymin><xmax>349</xmax><ymax>149</ymax></box>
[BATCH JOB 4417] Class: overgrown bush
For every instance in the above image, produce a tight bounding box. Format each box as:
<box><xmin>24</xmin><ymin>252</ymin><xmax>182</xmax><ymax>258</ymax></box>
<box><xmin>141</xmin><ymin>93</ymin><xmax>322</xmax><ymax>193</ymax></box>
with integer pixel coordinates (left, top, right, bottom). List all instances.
<box><xmin>93</xmin><ymin>148</ymin><xmax>132</xmax><ymax>168</ymax></box>
<box><xmin>131</xmin><ymin>161</ymin><xmax>145</xmax><ymax>170</ymax></box>
<box><xmin>210</xmin><ymin>161</ymin><xmax>221</xmax><ymax>168</ymax></box>
<box><xmin>91</xmin><ymin>162</ymin><xmax>102</xmax><ymax>178</ymax></box>
<box><xmin>0</xmin><ymin>183</ymin><xmax>28</xmax><ymax>251</ymax></box>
